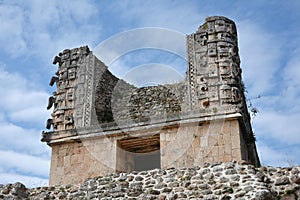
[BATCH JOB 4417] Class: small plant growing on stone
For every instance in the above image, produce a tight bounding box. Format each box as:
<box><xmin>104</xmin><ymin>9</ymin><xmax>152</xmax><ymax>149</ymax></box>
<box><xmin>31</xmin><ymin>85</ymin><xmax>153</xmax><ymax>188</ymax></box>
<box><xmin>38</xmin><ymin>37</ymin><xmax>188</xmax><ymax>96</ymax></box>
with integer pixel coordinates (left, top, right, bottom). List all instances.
<box><xmin>285</xmin><ymin>188</ymin><xmax>295</xmax><ymax>195</ymax></box>
<box><xmin>246</xmin><ymin>95</ymin><xmax>261</xmax><ymax>118</ymax></box>
<box><xmin>212</xmin><ymin>107</ymin><xmax>217</xmax><ymax>113</ymax></box>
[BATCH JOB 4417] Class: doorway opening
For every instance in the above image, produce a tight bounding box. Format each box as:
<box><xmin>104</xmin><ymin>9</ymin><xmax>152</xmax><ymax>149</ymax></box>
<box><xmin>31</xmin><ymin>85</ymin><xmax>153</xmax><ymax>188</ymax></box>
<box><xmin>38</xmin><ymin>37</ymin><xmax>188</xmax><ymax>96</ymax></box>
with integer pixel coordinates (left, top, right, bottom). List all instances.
<box><xmin>117</xmin><ymin>134</ymin><xmax>160</xmax><ymax>172</ymax></box>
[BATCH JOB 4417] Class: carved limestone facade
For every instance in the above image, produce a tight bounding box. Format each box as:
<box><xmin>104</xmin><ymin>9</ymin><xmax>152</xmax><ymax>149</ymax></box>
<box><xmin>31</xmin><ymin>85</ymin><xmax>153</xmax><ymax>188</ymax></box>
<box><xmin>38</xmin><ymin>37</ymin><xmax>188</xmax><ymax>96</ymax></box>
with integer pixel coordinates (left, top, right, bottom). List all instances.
<box><xmin>42</xmin><ymin>16</ymin><xmax>260</xmax><ymax>185</ymax></box>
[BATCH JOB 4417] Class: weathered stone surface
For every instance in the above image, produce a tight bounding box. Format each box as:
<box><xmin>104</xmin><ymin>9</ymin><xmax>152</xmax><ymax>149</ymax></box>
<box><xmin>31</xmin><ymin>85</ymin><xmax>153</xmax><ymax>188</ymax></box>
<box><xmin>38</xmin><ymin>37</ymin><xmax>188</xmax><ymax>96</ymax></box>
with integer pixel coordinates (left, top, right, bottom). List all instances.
<box><xmin>1</xmin><ymin>162</ymin><xmax>300</xmax><ymax>199</ymax></box>
<box><xmin>10</xmin><ymin>182</ymin><xmax>28</xmax><ymax>198</ymax></box>
<box><xmin>275</xmin><ymin>177</ymin><xmax>291</xmax><ymax>185</ymax></box>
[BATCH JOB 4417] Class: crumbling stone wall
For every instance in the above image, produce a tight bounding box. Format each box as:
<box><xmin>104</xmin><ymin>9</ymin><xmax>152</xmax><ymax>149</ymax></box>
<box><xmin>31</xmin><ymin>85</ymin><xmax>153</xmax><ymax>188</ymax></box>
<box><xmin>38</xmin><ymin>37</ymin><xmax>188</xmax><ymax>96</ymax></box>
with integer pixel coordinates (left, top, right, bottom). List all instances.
<box><xmin>128</xmin><ymin>85</ymin><xmax>182</xmax><ymax>121</ymax></box>
<box><xmin>112</xmin><ymin>83</ymin><xmax>186</xmax><ymax>123</ymax></box>
<box><xmin>95</xmin><ymin>69</ymin><xmax>123</xmax><ymax>123</ymax></box>
<box><xmin>95</xmin><ymin>69</ymin><xmax>186</xmax><ymax>125</ymax></box>
<box><xmin>1</xmin><ymin>162</ymin><xmax>299</xmax><ymax>199</ymax></box>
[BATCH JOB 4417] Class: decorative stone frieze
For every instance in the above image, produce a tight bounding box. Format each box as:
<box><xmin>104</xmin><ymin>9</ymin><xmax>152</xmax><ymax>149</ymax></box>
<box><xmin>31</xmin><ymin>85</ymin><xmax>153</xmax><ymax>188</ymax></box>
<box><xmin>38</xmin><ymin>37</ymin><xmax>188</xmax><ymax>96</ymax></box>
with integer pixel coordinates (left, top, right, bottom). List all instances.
<box><xmin>46</xmin><ymin>46</ymin><xmax>90</xmax><ymax>131</ymax></box>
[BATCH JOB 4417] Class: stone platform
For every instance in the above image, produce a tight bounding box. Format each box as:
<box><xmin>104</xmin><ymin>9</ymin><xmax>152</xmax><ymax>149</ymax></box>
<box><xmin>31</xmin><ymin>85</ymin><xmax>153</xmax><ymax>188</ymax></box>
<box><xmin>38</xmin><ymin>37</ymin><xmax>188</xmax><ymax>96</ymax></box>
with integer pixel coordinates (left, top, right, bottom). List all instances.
<box><xmin>1</xmin><ymin>162</ymin><xmax>299</xmax><ymax>199</ymax></box>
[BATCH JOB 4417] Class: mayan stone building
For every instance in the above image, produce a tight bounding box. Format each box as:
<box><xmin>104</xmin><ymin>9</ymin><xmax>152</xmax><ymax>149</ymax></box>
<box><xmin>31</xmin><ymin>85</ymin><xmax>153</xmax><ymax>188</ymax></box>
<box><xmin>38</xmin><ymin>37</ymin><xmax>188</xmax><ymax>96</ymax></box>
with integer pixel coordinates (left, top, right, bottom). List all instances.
<box><xmin>42</xmin><ymin>16</ymin><xmax>260</xmax><ymax>185</ymax></box>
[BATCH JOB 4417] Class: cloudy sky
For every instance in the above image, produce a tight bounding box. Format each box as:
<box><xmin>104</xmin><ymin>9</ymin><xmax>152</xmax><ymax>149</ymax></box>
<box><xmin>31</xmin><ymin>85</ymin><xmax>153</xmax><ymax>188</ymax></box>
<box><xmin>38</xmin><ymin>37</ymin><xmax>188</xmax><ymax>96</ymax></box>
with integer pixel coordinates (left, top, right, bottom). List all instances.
<box><xmin>0</xmin><ymin>0</ymin><xmax>300</xmax><ymax>187</ymax></box>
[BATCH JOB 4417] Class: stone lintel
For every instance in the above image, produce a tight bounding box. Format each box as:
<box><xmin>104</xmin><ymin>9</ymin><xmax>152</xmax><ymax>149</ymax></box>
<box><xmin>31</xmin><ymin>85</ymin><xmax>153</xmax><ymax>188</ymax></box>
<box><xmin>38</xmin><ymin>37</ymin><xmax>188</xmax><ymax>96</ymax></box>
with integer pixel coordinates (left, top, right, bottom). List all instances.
<box><xmin>46</xmin><ymin>112</ymin><xmax>242</xmax><ymax>145</ymax></box>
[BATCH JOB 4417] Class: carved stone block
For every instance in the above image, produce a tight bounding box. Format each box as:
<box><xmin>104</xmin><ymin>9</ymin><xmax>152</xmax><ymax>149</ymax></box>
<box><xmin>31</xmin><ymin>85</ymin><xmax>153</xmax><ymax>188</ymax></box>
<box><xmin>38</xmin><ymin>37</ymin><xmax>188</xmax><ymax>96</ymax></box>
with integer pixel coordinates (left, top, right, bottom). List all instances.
<box><xmin>196</xmin><ymin>52</ymin><xmax>207</xmax><ymax>69</ymax></box>
<box><xmin>58</xmin><ymin>81</ymin><xmax>67</xmax><ymax>90</ymax></box>
<box><xmin>231</xmin><ymin>87</ymin><xmax>241</xmax><ymax>103</ymax></box>
<box><xmin>55</xmin><ymin>93</ymin><xmax>65</xmax><ymax>102</ymax></box>
<box><xmin>208</xmin><ymin>67</ymin><xmax>218</xmax><ymax>78</ymax></box>
<box><xmin>195</xmin><ymin>32</ymin><xmax>208</xmax><ymax>46</ymax></box>
<box><xmin>67</xmin><ymin>91</ymin><xmax>74</xmax><ymax>101</ymax></box>
<box><xmin>231</xmin><ymin>63</ymin><xmax>241</xmax><ymax>77</ymax></box>
<box><xmin>207</xmin><ymin>86</ymin><xmax>218</xmax><ymax>101</ymax></box>
<box><xmin>218</xmin><ymin>53</ymin><xmax>229</xmax><ymax>60</ymax></box>
<box><xmin>46</xmin><ymin>118</ymin><xmax>53</xmax><ymax>129</ymax></box>
<box><xmin>195</xmin><ymin>44</ymin><xmax>207</xmax><ymax>53</ymax></box>
<box><xmin>49</xmin><ymin>76</ymin><xmax>58</xmax><ymax>86</ymax></box>
<box><xmin>71</xmin><ymin>53</ymin><xmax>79</xmax><ymax>61</ymax></box>
<box><xmin>207</xmin><ymin>43</ymin><xmax>217</xmax><ymax>57</ymax></box>
<box><xmin>65</xmin><ymin>115</ymin><xmax>74</xmax><ymax>125</ymax></box>
<box><xmin>52</xmin><ymin>56</ymin><xmax>61</xmax><ymax>65</ymax></box>
<box><xmin>54</xmin><ymin>113</ymin><xmax>64</xmax><ymax>123</ymax></box>
<box><xmin>58</xmin><ymin>69</ymin><xmax>68</xmax><ymax>81</ymax></box>
<box><xmin>53</xmin><ymin>109</ymin><xmax>64</xmax><ymax>117</ymax></box>
<box><xmin>220</xmin><ymin>85</ymin><xmax>241</xmax><ymax>104</ymax></box>
<box><xmin>217</xmin><ymin>42</ymin><xmax>229</xmax><ymax>53</ymax></box>
<box><xmin>207</xmin><ymin>22</ymin><xmax>215</xmax><ymax>34</ymax></box>
<box><xmin>70</xmin><ymin>60</ymin><xmax>78</xmax><ymax>68</ymax></box>
<box><xmin>208</xmin><ymin>43</ymin><xmax>216</xmax><ymax>49</ymax></box>
<box><xmin>59</xmin><ymin>63</ymin><xmax>67</xmax><ymax>71</ymax></box>
<box><xmin>219</xmin><ymin>61</ymin><xmax>231</xmax><ymax>76</ymax></box>
<box><xmin>220</xmin><ymin>85</ymin><xmax>231</xmax><ymax>97</ymax></box>
<box><xmin>71</xmin><ymin>48</ymin><xmax>79</xmax><ymax>55</ymax></box>
<box><xmin>208</xmin><ymin>49</ymin><xmax>217</xmax><ymax>57</ymax></box>
<box><xmin>217</xmin><ymin>32</ymin><xmax>235</xmax><ymax>44</ymax></box>
<box><xmin>61</xmin><ymin>49</ymin><xmax>71</xmax><ymax>61</ymax></box>
<box><xmin>228</xmin><ymin>43</ymin><xmax>235</xmax><ymax>56</ymax></box>
<box><xmin>199</xmin><ymin>98</ymin><xmax>210</xmax><ymax>108</ymax></box>
<box><xmin>68</xmin><ymin>68</ymin><xmax>76</xmax><ymax>79</ymax></box>
<box><xmin>47</xmin><ymin>96</ymin><xmax>56</xmax><ymax>110</ymax></box>
<box><xmin>199</xmin><ymin>83</ymin><xmax>208</xmax><ymax>92</ymax></box>
<box><xmin>79</xmin><ymin>45</ymin><xmax>90</xmax><ymax>55</ymax></box>
<box><xmin>215</xmin><ymin>19</ymin><xmax>226</xmax><ymax>32</ymax></box>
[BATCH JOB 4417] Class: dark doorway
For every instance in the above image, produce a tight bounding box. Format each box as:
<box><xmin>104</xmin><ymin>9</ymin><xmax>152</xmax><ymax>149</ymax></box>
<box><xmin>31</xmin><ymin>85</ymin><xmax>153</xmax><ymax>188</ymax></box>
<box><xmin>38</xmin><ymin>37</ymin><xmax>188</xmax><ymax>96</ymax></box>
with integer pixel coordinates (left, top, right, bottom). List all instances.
<box><xmin>133</xmin><ymin>151</ymin><xmax>160</xmax><ymax>171</ymax></box>
<box><xmin>117</xmin><ymin>134</ymin><xmax>161</xmax><ymax>172</ymax></box>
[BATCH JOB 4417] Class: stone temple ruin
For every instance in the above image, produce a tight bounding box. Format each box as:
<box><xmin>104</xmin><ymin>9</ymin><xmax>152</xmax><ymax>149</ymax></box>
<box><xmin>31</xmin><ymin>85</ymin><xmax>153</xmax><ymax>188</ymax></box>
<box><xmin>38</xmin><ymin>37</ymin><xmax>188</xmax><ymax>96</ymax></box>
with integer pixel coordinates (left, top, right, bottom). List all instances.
<box><xmin>42</xmin><ymin>16</ymin><xmax>260</xmax><ymax>185</ymax></box>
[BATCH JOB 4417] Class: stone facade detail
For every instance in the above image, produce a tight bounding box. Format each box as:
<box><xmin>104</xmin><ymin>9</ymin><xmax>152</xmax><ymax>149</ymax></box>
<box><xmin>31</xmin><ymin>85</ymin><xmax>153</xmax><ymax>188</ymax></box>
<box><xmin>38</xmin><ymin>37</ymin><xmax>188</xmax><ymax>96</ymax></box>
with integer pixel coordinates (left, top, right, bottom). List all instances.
<box><xmin>187</xmin><ymin>16</ymin><xmax>242</xmax><ymax>111</ymax></box>
<box><xmin>42</xmin><ymin>16</ymin><xmax>260</xmax><ymax>186</ymax></box>
<box><xmin>46</xmin><ymin>46</ymin><xmax>90</xmax><ymax>131</ymax></box>
<box><xmin>1</xmin><ymin>162</ymin><xmax>300</xmax><ymax>199</ymax></box>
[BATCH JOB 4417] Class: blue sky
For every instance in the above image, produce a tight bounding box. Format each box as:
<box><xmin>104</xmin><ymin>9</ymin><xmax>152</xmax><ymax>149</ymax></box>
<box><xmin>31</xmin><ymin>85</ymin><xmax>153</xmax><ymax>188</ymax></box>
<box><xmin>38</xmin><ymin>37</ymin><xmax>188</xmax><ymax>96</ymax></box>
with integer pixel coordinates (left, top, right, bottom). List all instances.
<box><xmin>0</xmin><ymin>0</ymin><xmax>300</xmax><ymax>187</ymax></box>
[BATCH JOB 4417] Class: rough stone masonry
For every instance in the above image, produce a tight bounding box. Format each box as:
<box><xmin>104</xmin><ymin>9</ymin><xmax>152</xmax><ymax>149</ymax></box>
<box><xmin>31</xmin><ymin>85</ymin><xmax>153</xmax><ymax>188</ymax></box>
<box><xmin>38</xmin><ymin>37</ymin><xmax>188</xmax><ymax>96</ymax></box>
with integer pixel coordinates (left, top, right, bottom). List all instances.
<box><xmin>1</xmin><ymin>162</ymin><xmax>300</xmax><ymax>199</ymax></box>
<box><xmin>42</xmin><ymin>16</ymin><xmax>260</xmax><ymax>185</ymax></box>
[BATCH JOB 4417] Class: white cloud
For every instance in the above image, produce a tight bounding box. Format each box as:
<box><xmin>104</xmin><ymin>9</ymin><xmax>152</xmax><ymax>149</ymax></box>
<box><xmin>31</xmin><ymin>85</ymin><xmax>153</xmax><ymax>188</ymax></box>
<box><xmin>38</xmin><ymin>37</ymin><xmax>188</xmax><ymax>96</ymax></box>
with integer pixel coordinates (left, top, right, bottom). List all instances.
<box><xmin>0</xmin><ymin>0</ymin><xmax>101</xmax><ymax>60</ymax></box>
<box><xmin>254</xmin><ymin>110</ymin><xmax>300</xmax><ymax>145</ymax></box>
<box><xmin>123</xmin><ymin>63</ymin><xmax>184</xmax><ymax>87</ymax></box>
<box><xmin>0</xmin><ymin>1</ymin><xmax>102</xmax><ymax>186</ymax></box>
<box><xmin>9</xmin><ymin>106</ymin><xmax>49</xmax><ymax>123</ymax></box>
<box><xmin>0</xmin><ymin>67</ymin><xmax>50</xmax><ymax>156</ymax></box>
<box><xmin>108</xmin><ymin>0</ymin><xmax>203</xmax><ymax>33</ymax></box>
<box><xmin>0</xmin><ymin>67</ymin><xmax>50</xmax><ymax>124</ymax></box>
<box><xmin>0</xmin><ymin>172</ymin><xmax>48</xmax><ymax>188</ymax></box>
<box><xmin>247</xmin><ymin>42</ymin><xmax>300</xmax><ymax>163</ymax></box>
<box><xmin>238</xmin><ymin>20</ymin><xmax>282</xmax><ymax>95</ymax></box>
<box><xmin>0</xmin><ymin>4</ymin><xmax>27</xmax><ymax>57</ymax></box>
<box><xmin>93</xmin><ymin>27</ymin><xmax>187</xmax><ymax>86</ymax></box>
<box><xmin>107</xmin><ymin>49</ymin><xmax>187</xmax><ymax>83</ymax></box>
<box><xmin>256</xmin><ymin>143</ymin><xmax>295</xmax><ymax>167</ymax></box>
<box><xmin>0</xmin><ymin>122</ymin><xmax>50</xmax><ymax>157</ymax></box>
<box><xmin>0</xmin><ymin>67</ymin><xmax>51</xmax><ymax>185</ymax></box>
<box><xmin>236</xmin><ymin>19</ymin><xmax>300</xmax><ymax>167</ymax></box>
<box><xmin>0</xmin><ymin>150</ymin><xmax>50</xmax><ymax>178</ymax></box>
<box><xmin>94</xmin><ymin>27</ymin><xmax>186</xmax><ymax>66</ymax></box>
<box><xmin>283</xmin><ymin>48</ymin><xmax>300</xmax><ymax>87</ymax></box>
